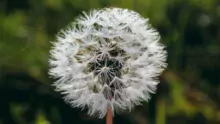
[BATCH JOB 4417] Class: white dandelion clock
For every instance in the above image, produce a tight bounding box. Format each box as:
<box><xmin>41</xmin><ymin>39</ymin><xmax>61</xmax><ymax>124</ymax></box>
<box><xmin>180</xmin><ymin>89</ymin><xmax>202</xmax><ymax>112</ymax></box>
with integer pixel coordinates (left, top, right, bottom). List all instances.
<box><xmin>49</xmin><ymin>8</ymin><xmax>167</xmax><ymax>119</ymax></box>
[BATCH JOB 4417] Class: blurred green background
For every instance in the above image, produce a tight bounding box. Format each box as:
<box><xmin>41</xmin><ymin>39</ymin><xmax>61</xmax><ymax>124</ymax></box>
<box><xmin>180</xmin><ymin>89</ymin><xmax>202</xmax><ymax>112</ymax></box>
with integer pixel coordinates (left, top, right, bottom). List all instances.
<box><xmin>0</xmin><ymin>0</ymin><xmax>220</xmax><ymax>124</ymax></box>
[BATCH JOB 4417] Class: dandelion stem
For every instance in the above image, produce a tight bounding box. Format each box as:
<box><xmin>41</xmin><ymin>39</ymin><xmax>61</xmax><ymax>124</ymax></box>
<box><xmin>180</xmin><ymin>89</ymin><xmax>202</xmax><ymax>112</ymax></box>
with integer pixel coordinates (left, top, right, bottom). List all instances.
<box><xmin>106</xmin><ymin>106</ymin><xmax>113</xmax><ymax>124</ymax></box>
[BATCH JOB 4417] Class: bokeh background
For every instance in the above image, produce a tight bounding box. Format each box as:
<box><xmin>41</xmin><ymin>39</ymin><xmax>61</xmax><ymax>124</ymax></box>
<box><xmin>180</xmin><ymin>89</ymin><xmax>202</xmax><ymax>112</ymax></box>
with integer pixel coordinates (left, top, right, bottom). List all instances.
<box><xmin>1</xmin><ymin>0</ymin><xmax>220</xmax><ymax>124</ymax></box>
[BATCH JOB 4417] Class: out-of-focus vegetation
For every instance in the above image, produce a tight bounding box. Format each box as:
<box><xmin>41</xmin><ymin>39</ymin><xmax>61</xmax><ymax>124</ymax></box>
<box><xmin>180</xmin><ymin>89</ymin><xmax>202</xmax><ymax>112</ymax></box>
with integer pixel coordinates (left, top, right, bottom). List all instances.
<box><xmin>0</xmin><ymin>0</ymin><xmax>220</xmax><ymax>124</ymax></box>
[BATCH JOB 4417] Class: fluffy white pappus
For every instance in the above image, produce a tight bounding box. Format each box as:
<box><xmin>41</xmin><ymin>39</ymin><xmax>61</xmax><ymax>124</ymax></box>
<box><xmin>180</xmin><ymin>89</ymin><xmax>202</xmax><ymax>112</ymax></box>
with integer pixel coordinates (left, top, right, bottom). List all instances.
<box><xmin>49</xmin><ymin>7</ymin><xmax>167</xmax><ymax>118</ymax></box>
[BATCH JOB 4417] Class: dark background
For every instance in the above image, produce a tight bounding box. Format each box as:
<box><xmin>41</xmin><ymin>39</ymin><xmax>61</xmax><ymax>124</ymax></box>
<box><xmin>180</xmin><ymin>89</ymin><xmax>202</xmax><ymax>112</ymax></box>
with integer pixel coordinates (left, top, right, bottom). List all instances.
<box><xmin>0</xmin><ymin>0</ymin><xmax>220</xmax><ymax>124</ymax></box>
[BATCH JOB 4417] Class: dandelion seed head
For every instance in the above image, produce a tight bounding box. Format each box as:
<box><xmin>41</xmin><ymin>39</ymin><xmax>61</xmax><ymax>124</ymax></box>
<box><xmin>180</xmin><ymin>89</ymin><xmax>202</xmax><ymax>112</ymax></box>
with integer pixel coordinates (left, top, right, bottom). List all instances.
<box><xmin>49</xmin><ymin>7</ymin><xmax>167</xmax><ymax>118</ymax></box>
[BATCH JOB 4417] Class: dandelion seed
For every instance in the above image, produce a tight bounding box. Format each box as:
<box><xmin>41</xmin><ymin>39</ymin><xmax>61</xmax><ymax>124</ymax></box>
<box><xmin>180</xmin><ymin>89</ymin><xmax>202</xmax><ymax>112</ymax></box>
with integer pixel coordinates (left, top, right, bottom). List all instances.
<box><xmin>49</xmin><ymin>7</ymin><xmax>167</xmax><ymax>119</ymax></box>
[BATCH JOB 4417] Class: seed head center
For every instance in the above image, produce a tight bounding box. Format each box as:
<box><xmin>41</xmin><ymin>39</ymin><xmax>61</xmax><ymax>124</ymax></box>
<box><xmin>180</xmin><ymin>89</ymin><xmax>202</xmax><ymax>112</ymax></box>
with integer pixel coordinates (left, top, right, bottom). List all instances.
<box><xmin>102</xmin><ymin>66</ymin><xmax>109</xmax><ymax>71</ymax></box>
